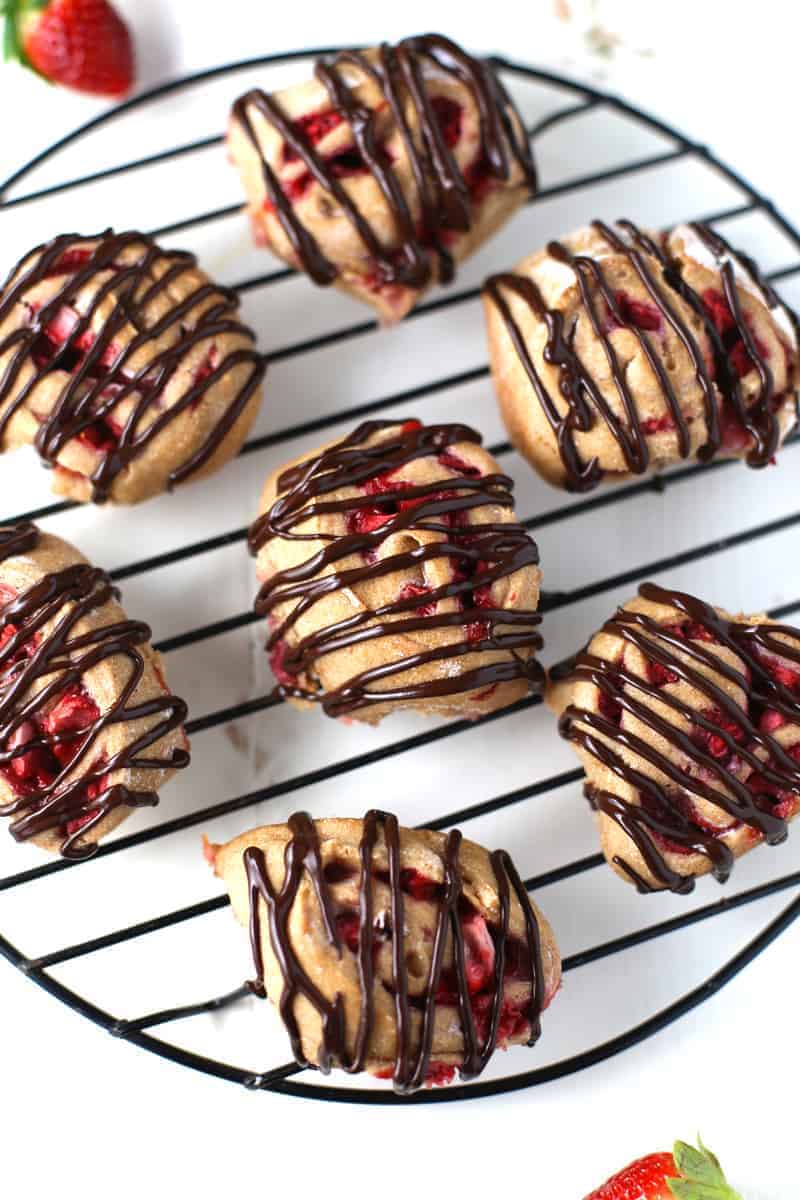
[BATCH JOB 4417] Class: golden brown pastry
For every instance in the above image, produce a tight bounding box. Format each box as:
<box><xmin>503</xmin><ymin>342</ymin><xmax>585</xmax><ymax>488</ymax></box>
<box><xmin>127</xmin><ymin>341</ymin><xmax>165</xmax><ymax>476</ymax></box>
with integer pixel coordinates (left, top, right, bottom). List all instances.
<box><xmin>483</xmin><ymin>219</ymin><xmax>799</xmax><ymax>491</ymax></box>
<box><xmin>227</xmin><ymin>34</ymin><xmax>536</xmax><ymax>322</ymax></box>
<box><xmin>208</xmin><ymin>810</ymin><xmax>561</xmax><ymax>1091</ymax></box>
<box><xmin>248</xmin><ymin>418</ymin><xmax>545</xmax><ymax>725</ymax></box>
<box><xmin>0</xmin><ymin>230</ymin><xmax>266</xmax><ymax>504</ymax></box>
<box><xmin>0</xmin><ymin>521</ymin><xmax>189</xmax><ymax>857</ymax></box>
<box><xmin>548</xmin><ymin>582</ymin><xmax>800</xmax><ymax>893</ymax></box>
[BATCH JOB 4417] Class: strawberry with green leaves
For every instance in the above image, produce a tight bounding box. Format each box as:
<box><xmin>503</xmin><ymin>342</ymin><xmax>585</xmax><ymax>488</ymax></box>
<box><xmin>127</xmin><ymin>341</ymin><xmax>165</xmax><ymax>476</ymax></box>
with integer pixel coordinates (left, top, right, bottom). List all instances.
<box><xmin>2</xmin><ymin>0</ymin><xmax>134</xmax><ymax>97</ymax></box>
<box><xmin>585</xmin><ymin>1138</ymin><xmax>742</xmax><ymax>1200</ymax></box>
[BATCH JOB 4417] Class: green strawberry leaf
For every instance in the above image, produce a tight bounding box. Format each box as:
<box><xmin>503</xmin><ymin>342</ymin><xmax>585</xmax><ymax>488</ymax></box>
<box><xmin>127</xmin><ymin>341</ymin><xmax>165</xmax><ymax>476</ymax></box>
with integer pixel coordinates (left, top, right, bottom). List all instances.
<box><xmin>668</xmin><ymin>1139</ymin><xmax>743</xmax><ymax>1200</ymax></box>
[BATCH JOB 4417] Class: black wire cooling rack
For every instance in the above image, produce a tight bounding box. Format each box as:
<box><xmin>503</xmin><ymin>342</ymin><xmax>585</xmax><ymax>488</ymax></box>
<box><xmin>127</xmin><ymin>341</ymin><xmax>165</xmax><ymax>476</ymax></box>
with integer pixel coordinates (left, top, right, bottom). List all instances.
<box><xmin>1</xmin><ymin>49</ymin><xmax>800</xmax><ymax>1105</ymax></box>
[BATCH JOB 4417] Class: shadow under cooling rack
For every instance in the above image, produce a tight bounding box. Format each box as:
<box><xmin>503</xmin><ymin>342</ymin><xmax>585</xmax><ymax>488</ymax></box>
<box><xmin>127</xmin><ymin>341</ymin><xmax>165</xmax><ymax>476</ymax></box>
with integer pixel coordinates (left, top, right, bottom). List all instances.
<box><xmin>1</xmin><ymin>50</ymin><xmax>800</xmax><ymax>1104</ymax></box>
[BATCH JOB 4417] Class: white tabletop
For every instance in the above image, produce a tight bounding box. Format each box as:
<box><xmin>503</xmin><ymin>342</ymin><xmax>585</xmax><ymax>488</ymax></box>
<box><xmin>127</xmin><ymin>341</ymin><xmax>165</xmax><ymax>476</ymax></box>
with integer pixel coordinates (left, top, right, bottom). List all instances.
<box><xmin>1</xmin><ymin>4</ymin><xmax>796</xmax><ymax>1196</ymax></box>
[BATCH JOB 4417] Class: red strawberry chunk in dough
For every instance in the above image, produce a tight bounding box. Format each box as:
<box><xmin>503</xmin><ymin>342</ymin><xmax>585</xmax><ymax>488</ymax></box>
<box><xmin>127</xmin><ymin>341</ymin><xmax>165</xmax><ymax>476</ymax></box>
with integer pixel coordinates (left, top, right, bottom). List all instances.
<box><xmin>690</xmin><ymin>706</ymin><xmax>745</xmax><ymax>764</ymax></box>
<box><xmin>398</xmin><ymin>582</ymin><xmax>436</xmax><ymax>617</ymax></box>
<box><xmin>702</xmin><ymin>288</ymin><xmax>737</xmax><ymax>337</ymax></box>
<box><xmin>430</xmin><ymin>96</ymin><xmax>463</xmax><ymax>148</ymax></box>
<box><xmin>645</xmin><ymin>658</ymin><xmax>679</xmax><ymax>687</ymax></box>
<box><xmin>747</xmin><ymin>744</ymin><xmax>800</xmax><ymax>820</ymax></box>
<box><xmin>399</xmin><ymin>868</ymin><xmax>441</xmax><ymax>902</ymax></box>
<box><xmin>437</xmin><ymin>449</ymin><xmax>481</xmax><ymax>478</ymax></box>
<box><xmin>346</xmin><ymin>507</ymin><xmax>393</xmax><ymax>535</ymax></box>
<box><xmin>765</xmin><ymin>658</ymin><xmax>800</xmax><ymax>691</ymax></box>
<box><xmin>423</xmin><ymin>1062</ymin><xmax>457</xmax><ymax>1087</ymax></box>
<box><xmin>43</xmin><ymin>687</ymin><xmax>100</xmax><ymax>737</ymax></box>
<box><xmin>335</xmin><ymin>911</ymin><xmax>361</xmax><ymax>953</ymax></box>
<box><xmin>614</xmin><ymin>291</ymin><xmax>663</xmax><ymax>333</ymax></box>
<box><xmin>461</xmin><ymin>907</ymin><xmax>496</xmax><ymax>994</ymax></box>
<box><xmin>641</xmin><ymin>414</ymin><xmax>675</xmax><ymax>435</ymax></box>
<box><xmin>42</xmin><ymin>249</ymin><xmax>93</xmax><ymax>280</ymax></box>
<box><xmin>269</xmin><ymin>636</ymin><xmax>299</xmax><ymax>689</ymax></box>
<box><xmin>283</xmin><ymin>109</ymin><xmax>345</xmax><ymax>162</ymax></box>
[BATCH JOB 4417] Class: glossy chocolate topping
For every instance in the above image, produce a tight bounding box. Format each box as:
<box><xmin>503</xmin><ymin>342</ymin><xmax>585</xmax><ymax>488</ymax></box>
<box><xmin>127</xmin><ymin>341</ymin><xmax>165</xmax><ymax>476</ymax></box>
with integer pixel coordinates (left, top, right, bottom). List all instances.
<box><xmin>231</xmin><ymin>34</ymin><xmax>536</xmax><ymax>289</ymax></box>
<box><xmin>243</xmin><ymin>809</ymin><xmax>544</xmax><ymax>1092</ymax></box>
<box><xmin>554</xmin><ymin>582</ymin><xmax>800</xmax><ymax>892</ymax></box>
<box><xmin>484</xmin><ymin>219</ymin><xmax>798</xmax><ymax>491</ymax></box>
<box><xmin>248</xmin><ymin>420</ymin><xmax>544</xmax><ymax>717</ymax></box>
<box><xmin>0</xmin><ymin>522</ymin><xmax>189</xmax><ymax>856</ymax></box>
<box><xmin>0</xmin><ymin>231</ymin><xmax>266</xmax><ymax>502</ymax></box>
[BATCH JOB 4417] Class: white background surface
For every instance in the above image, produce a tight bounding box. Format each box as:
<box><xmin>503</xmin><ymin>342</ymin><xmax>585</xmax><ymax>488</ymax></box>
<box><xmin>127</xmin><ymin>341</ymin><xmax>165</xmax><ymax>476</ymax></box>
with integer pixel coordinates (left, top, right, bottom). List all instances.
<box><xmin>1</xmin><ymin>4</ymin><xmax>798</xmax><ymax>1197</ymax></box>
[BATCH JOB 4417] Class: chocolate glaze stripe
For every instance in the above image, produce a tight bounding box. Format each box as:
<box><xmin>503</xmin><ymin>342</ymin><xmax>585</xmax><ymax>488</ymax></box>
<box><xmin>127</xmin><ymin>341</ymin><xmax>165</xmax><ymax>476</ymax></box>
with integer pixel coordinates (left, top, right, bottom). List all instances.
<box><xmin>0</xmin><ymin>231</ymin><xmax>266</xmax><ymax>503</ymax></box>
<box><xmin>0</xmin><ymin>522</ymin><xmax>189</xmax><ymax>855</ymax></box>
<box><xmin>249</xmin><ymin>420</ymin><xmax>544</xmax><ymax>718</ymax></box>
<box><xmin>231</xmin><ymin>35</ymin><xmax>535</xmax><ymax>292</ymax></box>
<box><xmin>557</xmin><ymin>581</ymin><xmax>800</xmax><ymax>892</ymax></box>
<box><xmin>244</xmin><ymin>810</ymin><xmax>542</xmax><ymax>1092</ymax></box>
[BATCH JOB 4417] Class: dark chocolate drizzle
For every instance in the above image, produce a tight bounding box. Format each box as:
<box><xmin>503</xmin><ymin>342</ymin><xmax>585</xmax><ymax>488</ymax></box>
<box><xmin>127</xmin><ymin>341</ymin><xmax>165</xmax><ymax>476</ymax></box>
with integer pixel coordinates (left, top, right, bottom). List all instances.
<box><xmin>243</xmin><ymin>809</ymin><xmax>544</xmax><ymax>1092</ymax></box>
<box><xmin>0</xmin><ymin>231</ymin><xmax>266</xmax><ymax>502</ymax></box>
<box><xmin>0</xmin><ymin>522</ymin><xmax>189</xmax><ymax>857</ymax></box>
<box><xmin>231</xmin><ymin>34</ymin><xmax>536</xmax><ymax>290</ymax></box>
<box><xmin>484</xmin><ymin>219</ymin><xmax>798</xmax><ymax>491</ymax></box>
<box><xmin>554</xmin><ymin>582</ymin><xmax>800</xmax><ymax>893</ymax></box>
<box><xmin>248</xmin><ymin>420</ymin><xmax>544</xmax><ymax>717</ymax></box>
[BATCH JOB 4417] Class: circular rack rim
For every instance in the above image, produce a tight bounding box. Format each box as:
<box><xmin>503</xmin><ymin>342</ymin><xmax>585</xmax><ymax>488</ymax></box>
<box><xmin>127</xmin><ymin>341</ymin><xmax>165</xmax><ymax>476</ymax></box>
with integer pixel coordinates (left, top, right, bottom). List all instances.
<box><xmin>1</xmin><ymin>46</ymin><xmax>800</xmax><ymax>1104</ymax></box>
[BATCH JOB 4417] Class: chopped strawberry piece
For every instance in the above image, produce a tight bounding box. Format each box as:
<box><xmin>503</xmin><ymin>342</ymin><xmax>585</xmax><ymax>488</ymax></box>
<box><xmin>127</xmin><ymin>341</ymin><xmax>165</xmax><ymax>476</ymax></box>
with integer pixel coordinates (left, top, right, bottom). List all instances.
<box><xmin>268</xmin><ymin>637</ymin><xmax>299</xmax><ymax>689</ymax></box>
<box><xmin>641</xmin><ymin>414</ymin><xmax>675</xmax><ymax>435</ymax></box>
<box><xmin>346</xmin><ymin>507</ymin><xmax>393</xmax><ymax>535</ymax></box>
<box><xmin>43</xmin><ymin>687</ymin><xmax>100</xmax><ymax>736</ymax></box>
<box><xmin>65</xmin><ymin>808</ymin><xmax>101</xmax><ymax>838</ymax></box>
<box><xmin>598</xmin><ymin>687</ymin><xmax>623</xmax><ymax>725</ymax></box>
<box><xmin>472</xmin><ymin>992</ymin><xmax>529</xmax><ymax>1045</ymax></box>
<box><xmin>461</xmin><ymin>908</ymin><xmax>496</xmax><ymax>995</ymax></box>
<box><xmin>760</xmin><ymin>708</ymin><xmax>787</xmax><ymax>733</ymax></box>
<box><xmin>401</xmin><ymin>420</ymin><xmax>422</xmax><ymax>433</ymax></box>
<box><xmin>465</xmin><ymin>620</ymin><xmax>490</xmax><ymax>643</ymax></box>
<box><xmin>398</xmin><ymin>582</ymin><xmax>436</xmax><ymax>617</ymax></box>
<box><xmin>437</xmin><ymin>449</ymin><xmax>481</xmax><ymax>478</ymax></box>
<box><xmin>690</xmin><ymin>707</ymin><xmax>744</xmax><ymax>763</ymax></box>
<box><xmin>363</xmin><ymin>473</ymin><xmax>413</xmax><ymax>498</ymax></box>
<box><xmin>747</xmin><ymin>744</ymin><xmax>800</xmax><ymax>820</ymax></box>
<box><xmin>335</xmin><ymin>911</ymin><xmax>361</xmax><ymax>953</ymax></box>
<box><xmin>645</xmin><ymin>659</ymin><xmax>679</xmax><ymax>687</ymax></box>
<box><xmin>43</xmin><ymin>249</ymin><xmax>93</xmax><ymax>279</ymax></box>
<box><xmin>430</xmin><ymin>96</ymin><xmax>463</xmax><ymax>148</ymax></box>
<box><xmin>424</xmin><ymin>1062</ymin><xmax>457</xmax><ymax>1087</ymax></box>
<box><xmin>399</xmin><ymin>868</ymin><xmax>441</xmax><ymax>902</ymax></box>
<box><xmin>764</xmin><ymin>658</ymin><xmax>800</xmax><ymax>691</ymax></box>
<box><xmin>614</xmin><ymin>291</ymin><xmax>663</xmax><ymax>333</ymax></box>
<box><xmin>463</xmin><ymin>156</ymin><xmax>494</xmax><ymax>204</ymax></box>
<box><xmin>702</xmin><ymin>289</ymin><xmax>737</xmax><ymax>337</ymax></box>
<box><xmin>284</xmin><ymin>109</ymin><xmax>345</xmax><ymax>162</ymax></box>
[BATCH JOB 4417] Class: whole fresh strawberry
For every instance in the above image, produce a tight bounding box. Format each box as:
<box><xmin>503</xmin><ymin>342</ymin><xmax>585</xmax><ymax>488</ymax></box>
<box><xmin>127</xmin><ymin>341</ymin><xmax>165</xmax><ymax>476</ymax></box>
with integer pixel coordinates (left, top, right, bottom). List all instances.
<box><xmin>2</xmin><ymin>0</ymin><xmax>134</xmax><ymax>97</ymax></box>
<box><xmin>585</xmin><ymin>1138</ymin><xmax>742</xmax><ymax>1200</ymax></box>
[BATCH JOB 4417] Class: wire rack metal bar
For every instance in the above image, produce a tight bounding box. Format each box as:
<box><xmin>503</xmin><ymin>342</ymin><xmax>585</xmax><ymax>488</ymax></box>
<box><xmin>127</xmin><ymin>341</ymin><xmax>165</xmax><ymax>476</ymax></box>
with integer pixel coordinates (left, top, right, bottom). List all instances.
<box><xmin>2</xmin><ymin>48</ymin><xmax>800</xmax><ymax>1105</ymax></box>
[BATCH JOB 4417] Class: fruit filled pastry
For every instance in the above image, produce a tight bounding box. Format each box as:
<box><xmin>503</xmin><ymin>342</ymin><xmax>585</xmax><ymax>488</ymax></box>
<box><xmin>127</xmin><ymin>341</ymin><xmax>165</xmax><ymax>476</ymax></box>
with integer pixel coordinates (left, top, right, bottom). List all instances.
<box><xmin>0</xmin><ymin>230</ymin><xmax>266</xmax><ymax>504</ymax></box>
<box><xmin>548</xmin><ymin>582</ymin><xmax>800</xmax><ymax>893</ymax></box>
<box><xmin>228</xmin><ymin>34</ymin><xmax>536</xmax><ymax>322</ymax></box>
<box><xmin>248</xmin><ymin>418</ymin><xmax>545</xmax><ymax>724</ymax></box>
<box><xmin>207</xmin><ymin>810</ymin><xmax>561</xmax><ymax>1091</ymax></box>
<box><xmin>483</xmin><ymin>219</ymin><xmax>799</xmax><ymax>491</ymax></box>
<box><xmin>0</xmin><ymin>522</ymin><xmax>189</xmax><ymax>857</ymax></box>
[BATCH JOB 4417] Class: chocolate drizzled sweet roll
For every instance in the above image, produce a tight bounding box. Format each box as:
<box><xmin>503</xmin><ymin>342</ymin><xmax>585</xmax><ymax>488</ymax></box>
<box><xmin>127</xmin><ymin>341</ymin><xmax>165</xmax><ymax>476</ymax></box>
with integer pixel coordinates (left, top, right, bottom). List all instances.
<box><xmin>548</xmin><ymin>583</ymin><xmax>800</xmax><ymax>894</ymax></box>
<box><xmin>0</xmin><ymin>230</ymin><xmax>266</xmax><ymax>504</ymax></box>
<box><xmin>228</xmin><ymin>34</ymin><xmax>536</xmax><ymax>323</ymax></box>
<box><xmin>483</xmin><ymin>220</ymin><xmax>799</xmax><ymax>492</ymax></box>
<box><xmin>248</xmin><ymin>419</ymin><xmax>545</xmax><ymax>725</ymax></box>
<box><xmin>207</xmin><ymin>811</ymin><xmax>560</xmax><ymax>1092</ymax></box>
<box><xmin>0</xmin><ymin>522</ymin><xmax>189</xmax><ymax>857</ymax></box>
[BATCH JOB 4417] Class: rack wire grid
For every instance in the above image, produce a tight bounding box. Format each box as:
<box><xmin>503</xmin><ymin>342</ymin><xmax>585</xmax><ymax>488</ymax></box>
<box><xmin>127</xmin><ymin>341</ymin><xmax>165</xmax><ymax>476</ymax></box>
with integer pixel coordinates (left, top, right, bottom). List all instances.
<box><xmin>1</xmin><ymin>48</ymin><xmax>800</xmax><ymax>1106</ymax></box>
